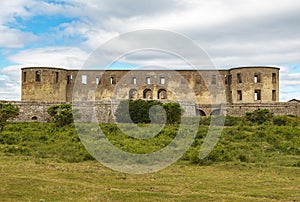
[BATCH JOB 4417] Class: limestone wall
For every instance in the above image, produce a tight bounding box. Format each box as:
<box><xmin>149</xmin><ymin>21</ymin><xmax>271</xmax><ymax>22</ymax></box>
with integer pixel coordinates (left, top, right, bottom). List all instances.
<box><xmin>4</xmin><ymin>100</ymin><xmax>299</xmax><ymax>124</ymax></box>
<box><xmin>22</xmin><ymin>66</ymin><xmax>279</xmax><ymax>105</ymax></box>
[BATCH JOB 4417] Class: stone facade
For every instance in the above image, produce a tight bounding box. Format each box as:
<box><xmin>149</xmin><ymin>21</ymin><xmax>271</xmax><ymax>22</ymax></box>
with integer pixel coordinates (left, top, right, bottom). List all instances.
<box><xmin>21</xmin><ymin>66</ymin><xmax>280</xmax><ymax>104</ymax></box>
<box><xmin>3</xmin><ymin>66</ymin><xmax>296</xmax><ymax>123</ymax></box>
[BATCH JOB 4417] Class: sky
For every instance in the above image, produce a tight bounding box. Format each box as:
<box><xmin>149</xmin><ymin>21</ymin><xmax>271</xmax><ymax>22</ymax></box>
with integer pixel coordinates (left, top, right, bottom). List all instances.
<box><xmin>0</xmin><ymin>0</ymin><xmax>300</xmax><ymax>101</ymax></box>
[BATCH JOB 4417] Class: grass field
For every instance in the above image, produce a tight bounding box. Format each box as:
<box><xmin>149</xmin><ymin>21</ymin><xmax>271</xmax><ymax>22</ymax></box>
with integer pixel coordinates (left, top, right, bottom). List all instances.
<box><xmin>0</xmin><ymin>116</ymin><xmax>300</xmax><ymax>201</ymax></box>
<box><xmin>1</xmin><ymin>155</ymin><xmax>300</xmax><ymax>201</ymax></box>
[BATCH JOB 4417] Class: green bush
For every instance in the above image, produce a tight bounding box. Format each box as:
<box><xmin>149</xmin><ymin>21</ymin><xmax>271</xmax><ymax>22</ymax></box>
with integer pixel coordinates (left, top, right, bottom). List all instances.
<box><xmin>0</xmin><ymin>102</ymin><xmax>19</xmax><ymax>132</ymax></box>
<box><xmin>245</xmin><ymin>108</ymin><xmax>273</xmax><ymax>124</ymax></box>
<box><xmin>115</xmin><ymin>100</ymin><xmax>182</xmax><ymax>124</ymax></box>
<box><xmin>47</xmin><ymin>104</ymin><xmax>81</xmax><ymax>127</ymax></box>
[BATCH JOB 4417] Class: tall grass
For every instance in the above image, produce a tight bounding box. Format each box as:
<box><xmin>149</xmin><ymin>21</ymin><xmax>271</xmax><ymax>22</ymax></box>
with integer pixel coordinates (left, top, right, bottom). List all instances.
<box><xmin>0</xmin><ymin>115</ymin><xmax>300</xmax><ymax>166</ymax></box>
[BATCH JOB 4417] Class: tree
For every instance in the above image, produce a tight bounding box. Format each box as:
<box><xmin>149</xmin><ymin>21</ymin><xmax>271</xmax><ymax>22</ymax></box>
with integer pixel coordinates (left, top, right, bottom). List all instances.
<box><xmin>163</xmin><ymin>102</ymin><xmax>182</xmax><ymax>124</ymax></box>
<box><xmin>115</xmin><ymin>100</ymin><xmax>183</xmax><ymax>124</ymax></box>
<box><xmin>0</xmin><ymin>102</ymin><xmax>19</xmax><ymax>132</ymax></box>
<box><xmin>47</xmin><ymin>104</ymin><xmax>80</xmax><ymax>127</ymax></box>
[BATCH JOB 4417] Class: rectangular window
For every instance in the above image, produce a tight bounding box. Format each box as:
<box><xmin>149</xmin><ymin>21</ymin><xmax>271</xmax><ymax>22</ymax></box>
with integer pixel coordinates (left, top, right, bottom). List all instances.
<box><xmin>211</xmin><ymin>75</ymin><xmax>217</xmax><ymax>84</ymax></box>
<box><xmin>132</xmin><ymin>77</ymin><xmax>137</xmax><ymax>85</ymax></box>
<box><xmin>272</xmin><ymin>90</ymin><xmax>276</xmax><ymax>101</ymax></box>
<box><xmin>23</xmin><ymin>72</ymin><xmax>27</xmax><ymax>82</ymax></box>
<box><xmin>254</xmin><ymin>73</ymin><xmax>261</xmax><ymax>83</ymax></box>
<box><xmin>146</xmin><ymin>77</ymin><xmax>151</xmax><ymax>84</ymax></box>
<box><xmin>96</xmin><ymin>77</ymin><xmax>100</xmax><ymax>85</ymax></box>
<box><xmin>272</xmin><ymin>73</ymin><xmax>276</xmax><ymax>84</ymax></box>
<box><xmin>254</xmin><ymin>89</ymin><xmax>261</xmax><ymax>100</ymax></box>
<box><xmin>196</xmin><ymin>75</ymin><xmax>201</xmax><ymax>84</ymax></box>
<box><xmin>55</xmin><ymin>72</ymin><xmax>59</xmax><ymax>83</ymax></box>
<box><xmin>82</xmin><ymin>75</ymin><xmax>87</xmax><ymax>84</ymax></box>
<box><xmin>67</xmin><ymin>75</ymin><xmax>72</xmax><ymax>84</ymax></box>
<box><xmin>35</xmin><ymin>71</ymin><xmax>41</xmax><ymax>82</ymax></box>
<box><xmin>237</xmin><ymin>73</ymin><xmax>242</xmax><ymax>83</ymax></box>
<box><xmin>225</xmin><ymin>74</ymin><xmax>232</xmax><ymax>85</ymax></box>
<box><xmin>237</xmin><ymin>90</ymin><xmax>242</xmax><ymax>101</ymax></box>
<box><xmin>110</xmin><ymin>76</ymin><xmax>116</xmax><ymax>85</ymax></box>
<box><xmin>160</xmin><ymin>77</ymin><xmax>166</xmax><ymax>85</ymax></box>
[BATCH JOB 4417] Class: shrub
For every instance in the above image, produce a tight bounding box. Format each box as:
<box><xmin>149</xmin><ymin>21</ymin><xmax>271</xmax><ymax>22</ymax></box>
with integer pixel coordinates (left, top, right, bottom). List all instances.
<box><xmin>0</xmin><ymin>102</ymin><xmax>19</xmax><ymax>132</ymax></box>
<box><xmin>273</xmin><ymin>116</ymin><xmax>287</xmax><ymax>126</ymax></box>
<box><xmin>115</xmin><ymin>100</ymin><xmax>183</xmax><ymax>124</ymax></box>
<box><xmin>245</xmin><ymin>108</ymin><xmax>273</xmax><ymax>124</ymax></box>
<box><xmin>47</xmin><ymin>104</ymin><xmax>80</xmax><ymax>127</ymax></box>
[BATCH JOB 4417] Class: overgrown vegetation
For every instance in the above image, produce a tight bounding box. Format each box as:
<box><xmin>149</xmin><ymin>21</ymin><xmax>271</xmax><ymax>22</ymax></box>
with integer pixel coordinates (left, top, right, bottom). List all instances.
<box><xmin>0</xmin><ymin>102</ymin><xmax>19</xmax><ymax>132</ymax></box>
<box><xmin>115</xmin><ymin>99</ymin><xmax>182</xmax><ymax>124</ymax></box>
<box><xmin>47</xmin><ymin>104</ymin><xmax>80</xmax><ymax>127</ymax></box>
<box><xmin>0</xmin><ymin>108</ymin><xmax>299</xmax><ymax>167</ymax></box>
<box><xmin>1</xmin><ymin>108</ymin><xmax>299</xmax><ymax>201</ymax></box>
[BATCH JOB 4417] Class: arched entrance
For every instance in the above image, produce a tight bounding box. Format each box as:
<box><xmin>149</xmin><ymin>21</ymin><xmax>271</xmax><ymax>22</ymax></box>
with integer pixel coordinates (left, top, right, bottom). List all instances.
<box><xmin>129</xmin><ymin>89</ymin><xmax>138</xmax><ymax>99</ymax></box>
<box><xmin>143</xmin><ymin>88</ymin><xmax>152</xmax><ymax>99</ymax></box>
<box><xmin>158</xmin><ymin>89</ymin><xmax>167</xmax><ymax>99</ymax></box>
<box><xmin>210</xmin><ymin>109</ymin><xmax>221</xmax><ymax>116</ymax></box>
<box><xmin>196</xmin><ymin>109</ymin><xmax>206</xmax><ymax>116</ymax></box>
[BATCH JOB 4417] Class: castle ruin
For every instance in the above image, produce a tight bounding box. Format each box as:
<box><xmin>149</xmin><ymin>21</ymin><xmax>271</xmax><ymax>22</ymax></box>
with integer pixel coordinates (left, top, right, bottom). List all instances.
<box><xmin>4</xmin><ymin>66</ymin><xmax>300</xmax><ymax>122</ymax></box>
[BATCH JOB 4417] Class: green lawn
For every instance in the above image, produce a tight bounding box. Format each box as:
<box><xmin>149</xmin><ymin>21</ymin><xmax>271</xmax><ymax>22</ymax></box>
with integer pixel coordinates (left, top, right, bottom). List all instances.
<box><xmin>0</xmin><ymin>155</ymin><xmax>299</xmax><ymax>201</ymax></box>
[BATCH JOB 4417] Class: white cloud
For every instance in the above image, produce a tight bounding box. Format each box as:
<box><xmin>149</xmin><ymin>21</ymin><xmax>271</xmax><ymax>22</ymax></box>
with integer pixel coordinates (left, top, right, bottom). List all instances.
<box><xmin>8</xmin><ymin>46</ymin><xmax>89</xmax><ymax>69</ymax></box>
<box><xmin>0</xmin><ymin>25</ymin><xmax>37</xmax><ymax>48</ymax></box>
<box><xmin>1</xmin><ymin>0</ymin><xmax>300</xmax><ymax>100</ymax></box>
<box><xmin>0</xmin><ymin>65</ymin><xmax>21</xmax><ymax>100</ymax></box>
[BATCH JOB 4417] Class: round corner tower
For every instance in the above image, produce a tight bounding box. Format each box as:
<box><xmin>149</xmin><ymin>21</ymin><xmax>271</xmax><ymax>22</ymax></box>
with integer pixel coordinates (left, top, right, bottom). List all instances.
<box><xmin>21</xmin><ymin>67</ymin><xmax>68</xmax><ymax>102</ymax></box>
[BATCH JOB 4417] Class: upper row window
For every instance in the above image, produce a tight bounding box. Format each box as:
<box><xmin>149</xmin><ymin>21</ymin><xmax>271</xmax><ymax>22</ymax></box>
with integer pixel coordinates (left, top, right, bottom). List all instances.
<box><xmin>82</xmin><ymin>75</ymin><xmax>87</xmax><ymax>84</ymax></box>
<box><xmin>237</xmin><ymin>73</ymin><xmax>242</xmax><ymax>83</ymax></box>
<box><xmin>254</xmin><ymin>73</ymin><xmax>261</xmax><ymax>83</ymax></box>
<box><xmin>272</xmin><ymin>73</ymin><xmax>276</xmax><ymax>84</ymax></box>
<box><xmin>35</xmin><ymin>71</ymin><xmax>41</xmax><ymax>82</ymax></box>
<box><xmin>23</xmin><ymin>72</ymin><xmax>27</xmax><ymax>82</ymax></box>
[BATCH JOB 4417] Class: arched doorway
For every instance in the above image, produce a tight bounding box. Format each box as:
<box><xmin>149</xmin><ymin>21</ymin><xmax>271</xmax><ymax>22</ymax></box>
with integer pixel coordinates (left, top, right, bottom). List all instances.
<box><xmin>129</xmin><ymin>89</ymin><xmax>138</xmax><ymax>99</ymax></box>
<box><xmin>210</xmin><ymin>109</ymin><xmax>221</xmax><ymax>116</ymax></box>
<box><xmin>196</xmin><ymin>109</ymin><xmax>206</xmax><ymax>116</ymax></box>
<box><xmin>158</xmin><ymin>89</ymin><xmax>167</xmax><ymax>99</ymax></box>
<box><xmin>143</xmin><ymin>89</ymin><xmax>152</xmax><ymax>99</ymax></box>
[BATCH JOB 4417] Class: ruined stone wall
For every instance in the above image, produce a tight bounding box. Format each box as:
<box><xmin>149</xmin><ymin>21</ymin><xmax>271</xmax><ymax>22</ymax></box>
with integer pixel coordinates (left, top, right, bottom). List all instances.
<box><xmin>65</xmin><ymin>69</ymin><xmax>228</xmax><ymax>105</ymax></box>
<box><xmin>226</xmin><ymin>102</ymin><xmax>300</xmax><ymax>117</ymax></box>
<box><xmin>5</xmin><ymin>100</ymin><xmax>299</xmax><ymax>124</ymax></box>
<box><xmin>21</xmin><ymin>66</ymin><xmax>280</xmax><ymax>106</ymax></box>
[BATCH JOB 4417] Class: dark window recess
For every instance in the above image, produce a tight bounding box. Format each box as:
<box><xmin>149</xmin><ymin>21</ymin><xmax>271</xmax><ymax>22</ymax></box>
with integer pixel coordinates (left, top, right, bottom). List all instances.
<box><xmin>23</xmin><ymin>72</ymin><xmax>27</xmax><ymax>82</ymax></box>
<box><xmin>225</xmin><ymin>75</ymin><xmax>232</xmax><ymax>85</ymax></box>
<box><xmin>254</xmin><ymin>89</ymin><xmax>261</xmax><ymax>100</ymax></box>
<box><xmin>237</xmin><ymin>90</ymin><xmax>242</xmax><ymax>101</ymax></box>
<box><xmin>237</xmin><ymin>73</ymin><xmax>242</xmax><ymax>83</ymax></box>
<box><xmin>272</xmin><ymin>90</ymin><xmax>276</xmax><ymax>101</ymax></box>
<box><xmin>110</xmin><ymin>76</ymin><xmax>116</xmax><ymax>85</ymax></box>
<box><xmin>254</xmin><ymin>73</ymin><xmax>261</xmax><ymax>83</ymax></box>
<box><xmin>272</xmin><ymin>73</ymin><xmax>276</xmax><ymax>83</ymax></box>
<box><xmin>67</xmin><ymin>75</ymin><xmax>72</xmax><ymax>84</ymax></box>
<box><xmin>35</xmin><ymin>71</ymin><xmax>41</xmax><ymax>82</ymax></box>
<box><xmin>211</xmin><ymin>75</ymin><xmax>217</xmax><ymax>84</ymax></box>
<box><xmin>55</xmin><ymin>72</ymin><xmax>59</xmax><ymax>83</ymax></box>
<box><xmin>96</xmin><ymin>77</ymin><xmax>100</xmax><ymax>85</ymax></box>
